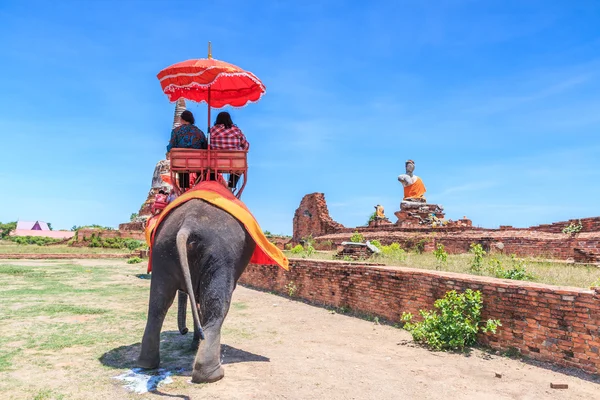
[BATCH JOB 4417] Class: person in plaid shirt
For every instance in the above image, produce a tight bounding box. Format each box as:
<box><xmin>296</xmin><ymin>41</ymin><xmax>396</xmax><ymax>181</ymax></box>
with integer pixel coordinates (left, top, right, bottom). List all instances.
<box><xmin>209</xmin><ymin>112</ymin><xmax>248</xmax><ymax>188</ymax></box>
<box><xmin>209</xmin><ymin>112</ymin><xmax>249</xmax><ymax>151</ymax></box>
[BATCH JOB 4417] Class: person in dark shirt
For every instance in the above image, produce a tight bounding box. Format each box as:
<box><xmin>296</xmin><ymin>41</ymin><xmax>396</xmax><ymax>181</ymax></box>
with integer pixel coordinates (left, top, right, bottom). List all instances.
<box><xmin>166</xmin><ymin>110</ymin><xmax>207</xmax><ymax>152</ymax></box>
<box><xmin>166</xmin><ymin>110</ymin><xmax>207</xmax><ymax>190</ymax></box>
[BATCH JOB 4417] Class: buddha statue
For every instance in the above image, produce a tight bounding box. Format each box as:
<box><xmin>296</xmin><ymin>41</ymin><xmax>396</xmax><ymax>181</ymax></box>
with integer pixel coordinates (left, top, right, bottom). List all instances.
<box><xmin>398</xmin><ymin>159</ymin><xmax>426</xmax><ymax>202</ymax></box>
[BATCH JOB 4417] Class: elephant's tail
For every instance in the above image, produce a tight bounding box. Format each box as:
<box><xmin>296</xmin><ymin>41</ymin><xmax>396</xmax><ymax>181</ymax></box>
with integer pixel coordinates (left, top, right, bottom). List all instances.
<box><xmin>176</xmin><ymin>228</ymin><xmax>205</xmax><ymax>340</ymax></box>
<box><xmin>177</xmin><ymin>290</ymin><xmax>189</xmax><ymax>335</ymax></box>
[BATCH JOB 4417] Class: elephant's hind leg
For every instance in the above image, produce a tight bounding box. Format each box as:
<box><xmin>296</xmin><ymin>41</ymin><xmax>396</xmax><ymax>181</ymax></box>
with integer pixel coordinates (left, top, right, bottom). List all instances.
<box><xmin>138</xmin><ymin>276</ymin><xmax>178</xmax><ymax>369</ymax></box>
<box><xmin>191</xmin><ymin>271</ymin><xmax>235</xmax><ymax>383</ymax></box>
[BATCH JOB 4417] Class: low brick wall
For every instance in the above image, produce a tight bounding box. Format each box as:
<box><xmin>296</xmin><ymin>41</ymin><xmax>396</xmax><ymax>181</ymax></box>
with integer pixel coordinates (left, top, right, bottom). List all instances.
<box><xmin>240</xmin><ymin>259</ymin><xmax>600</xmax><ymax>375</ymax></box>
<box><xmin>317</xmin><ymin>231</ymin><xmax>600</xmax><ymax>262</ymax></box>
<box><xmin>530</xmin><ymin>217</ymin><xmax>600</xmax><ymax>234</ymax></box>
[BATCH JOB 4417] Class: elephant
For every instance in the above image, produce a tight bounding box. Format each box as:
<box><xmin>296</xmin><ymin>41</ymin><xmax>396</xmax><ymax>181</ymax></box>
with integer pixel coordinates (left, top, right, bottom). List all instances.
<box><xmin>137</xmin><ymin>199</ymin><xmax>255</xmax><ymax>383</ymax></box>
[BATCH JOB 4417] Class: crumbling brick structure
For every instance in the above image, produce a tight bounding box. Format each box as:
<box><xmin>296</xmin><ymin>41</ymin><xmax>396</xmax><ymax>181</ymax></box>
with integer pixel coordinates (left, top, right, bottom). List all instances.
<box><xmin>292</xmin><ymin>193</ymin><xmax>345</xmax><ymax>242</ymax></box>
<box><xmin>292</xmin><ymin>191</ymin><xmax>600</xmax><ymax>263</ymax></box>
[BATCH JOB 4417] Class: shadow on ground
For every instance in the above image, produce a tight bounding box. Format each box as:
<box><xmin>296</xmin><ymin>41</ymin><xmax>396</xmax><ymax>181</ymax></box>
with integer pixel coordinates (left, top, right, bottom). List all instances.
<box><xmin>99</xmin><ymin>330</ymin><xmax>269</xmax><ymax>374</ymax></box>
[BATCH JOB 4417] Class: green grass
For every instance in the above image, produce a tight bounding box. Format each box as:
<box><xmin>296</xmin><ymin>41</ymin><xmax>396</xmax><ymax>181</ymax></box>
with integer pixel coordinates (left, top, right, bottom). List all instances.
<box><xmin>32</xmin><ymin>389</ymin><xmax>65</xmax><ymax>400</ymax></box>
<box><xmin>0</xmin><ymin>241</ymin><xmax>131</xmax><ymax>254</ymax></box>
<box><xmin>231</xmin><ymin>301</ymin><xmax>248</xmax><ymax>310</ymax></box>
<box><xmin>284</xmin><ymin>250</ymin><xmax>600</xmax><ymax>289</ymax></box>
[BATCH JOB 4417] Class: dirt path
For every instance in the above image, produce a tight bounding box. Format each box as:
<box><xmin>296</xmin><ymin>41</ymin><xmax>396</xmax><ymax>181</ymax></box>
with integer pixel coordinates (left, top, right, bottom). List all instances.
<box><xmin>180</xmin><ymin>286</ymin><xmax>597</xmax><ymax>400</ymax></box>
<box><xmin>2</xmin><ymin>260</ymin><xmax>599</xmax><ymax>399</ymax></box>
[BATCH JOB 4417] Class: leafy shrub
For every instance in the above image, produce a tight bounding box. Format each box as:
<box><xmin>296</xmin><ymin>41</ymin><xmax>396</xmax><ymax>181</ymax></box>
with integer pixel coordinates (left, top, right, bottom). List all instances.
<box><xmin>414</xmin><ymin>239</ymin><xmax>427</xmax><ymax>254</ymax></box>
<box><xmin>89</xmin><ymin>237</ymin><xmax>101</xmax><ymax>248</ymax></box>
<box><xmin>0</xmin><ymin>221</ymin><xmax>17</xmax><ymax>239</ymax></box>
<box><xmin>503</xmin><ymin>255</ymin><xmax>535</xmax><ymax>280</ymax></box>
<box><xmin>284</xmin><ymin>281</ymin><xmax>298</xmax><ymax>296</ymax></box>
<box><xmin>562</xmin><ymin>220</ymin><xmax>583</xmax><ymax>235</ymax></box>
<box><xmin>380</xmin><ymin>242</ymin><xmax>407</xmax><ymax>261</ymax></box>
<box><xmin>319</xmin><ymin>239</ymin><xmax>333</xmax><ymax>249</ymax></box>
<box><xmin>8</xmin><ymin>236</ymin><xmax>62</xmax><ymax>246</ymax></box>
<box><xmin>366</xmin><ymin>211</ymin><xmax>378</xmax><ymax>226</ymax></box>
<box><xmin>80</xmin><ymin>235</ymin><xmax>143</xmax><ymax>250</ymax></box>
<box><xmin>290</xmin><ymin>244</ymin><xmax>304</xmax><ymax>254</ymax></box>
<box><xmin>284</xmin><ymin>243</ymin><xmax>292</xmax><ymax>250</ymax></box>
<box><xmin>350</xmin><ymin>231</ymin><xmax>364</xmax><ymax>243</ymax></box>
<box><xmin>124</xmin><ymin>239</ymin><xmax>144</xmax><ymax>251</ymax></box>
<box><xmin>302</xmin><ymin>243</ymin><xmax>315</xmax><ymax>258</ymax></box>
<box><xmin>433</xmin><ymin>244</ymin><xmax>448</xmax><ymax>268</ymax></box>
<box><xmin>130</xmin><ymin>213</ymin><xmax>138</xmax><ymax>222</ymax></box>
<box><xmin>469</xmin><ymin>243</ymin><xmax>486</xmax><ymax>272</ymax></box>
<box><xmin>485</xmin><ymin>255</ymin><xmax>534</xmax><ymax>281</ymax></box>
<box><xmin>127</xmin><ymin>256</ymin><xmax>143</xmax><ymax>264</ymax></box>
<box><xmin>369</xmin><ymin>240</ymin><xmax>382</xmax><ymax>250</ymax></box>
<box><xmin>401</xmin><ymin>289</ymin><xmax>501</xmax><ymax>351</ymax></box>
<box><xmin>302</xmin><ymin>234</ymin><xmax>315</xmax><ymax>247</ymax></box>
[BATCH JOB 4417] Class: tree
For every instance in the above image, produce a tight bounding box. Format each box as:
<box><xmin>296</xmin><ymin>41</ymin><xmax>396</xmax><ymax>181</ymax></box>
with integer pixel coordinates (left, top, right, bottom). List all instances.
<box><xmin>47</xmin><ymin>222</ymin><xmax>53</xmax><ymax>231</ymax></box>
<box><xmin>130</xmin><ymin>213</ymin><xmax>139</xmax><ymax>222</ymax></box>
<box><xmin>0</xmin><ymin>221</ymin><xmax>17</xmax><ymax>239</ymax></box>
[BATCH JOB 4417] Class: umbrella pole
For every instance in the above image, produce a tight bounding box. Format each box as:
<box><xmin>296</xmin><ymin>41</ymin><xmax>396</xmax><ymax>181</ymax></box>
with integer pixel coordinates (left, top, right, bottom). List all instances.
<box><xmin>207</xmin><ymin>87</ymin><xmax>211</xmax><ymax>146</ymax></box>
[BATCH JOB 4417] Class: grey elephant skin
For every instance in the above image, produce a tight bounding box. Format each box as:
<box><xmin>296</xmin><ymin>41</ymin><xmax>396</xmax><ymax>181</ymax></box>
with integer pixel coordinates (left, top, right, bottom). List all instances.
<box><xmin>137</xmin><ymin>199</ymin><xmax>255</xmax><ymax>383</ymax></box>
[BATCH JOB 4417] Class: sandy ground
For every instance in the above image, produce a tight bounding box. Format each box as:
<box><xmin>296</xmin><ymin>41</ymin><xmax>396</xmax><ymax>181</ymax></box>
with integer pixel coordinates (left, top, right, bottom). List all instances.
<box><xmin>2</xmin><ymin>260</ymin><xmax>599</xmax><ymax>399</ymax></box>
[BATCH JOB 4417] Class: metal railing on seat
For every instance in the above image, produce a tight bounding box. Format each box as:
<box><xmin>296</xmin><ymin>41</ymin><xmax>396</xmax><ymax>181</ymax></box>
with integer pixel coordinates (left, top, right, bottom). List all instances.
<box><xmin>169</xmin><ymin>148</ymin><xmax>248</xmax><ymax>198</ymax></box>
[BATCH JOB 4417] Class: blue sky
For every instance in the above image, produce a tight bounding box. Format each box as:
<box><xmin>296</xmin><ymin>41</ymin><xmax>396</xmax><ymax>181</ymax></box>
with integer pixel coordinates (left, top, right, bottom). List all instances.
<box><xmin>0</xmin><ymin>0</ymin><xmax>599</xmax><ymax>234</ymax></box>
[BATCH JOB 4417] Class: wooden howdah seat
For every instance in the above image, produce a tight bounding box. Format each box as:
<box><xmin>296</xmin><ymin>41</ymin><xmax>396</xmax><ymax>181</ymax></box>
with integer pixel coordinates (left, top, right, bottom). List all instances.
<box><xmin>169</xmin><ymin>148</ymin><xmax>248</xmax><ymax>198</ymax></box>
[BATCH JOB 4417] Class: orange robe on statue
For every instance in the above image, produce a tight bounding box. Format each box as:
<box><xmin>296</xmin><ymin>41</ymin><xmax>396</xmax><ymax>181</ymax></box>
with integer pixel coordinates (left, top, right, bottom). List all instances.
<box><xmin>403</xmin><ymin>177</ymin><xmax>426</xmax><ymax>200</ymax></box>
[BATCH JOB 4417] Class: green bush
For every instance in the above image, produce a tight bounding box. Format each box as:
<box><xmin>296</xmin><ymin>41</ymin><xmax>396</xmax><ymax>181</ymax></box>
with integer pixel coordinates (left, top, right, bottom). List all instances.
<box><xmin>302</xmin><ymin>234</ymin><xmax>315</xmax><ymax>247</ymax></box>
<box><xmin>369</xmin><ymin>240</ymin><xmax>382</xmax><ymax>249</ymax></box>
<box><xmin>350</xmin><ymin>231</ymin><xmax>364</xmax><ymax>243</ymax></box>
<box><xmin>320</xmin><ymin>239</ymin><xmax>333</xmax><ymax>249</ymax></box>
<box><xmin>469</xmin><ymin>243</ymin><xmax>486</xmax><ymax>272</ymax></box>
<box><xmin>486</xmin><ymin>255</ymin><xmax>535</xmax><ymax>281</ymax></box>
<box><xmin>401</xmin><ymin>289</ymin><xmax>501</xmax><ymax>351</ymax></box>
<box><xmin>290</xmin><ymin>244</ymin><xmax>304</xmax><ymax>254</ymax></box>
<box><xmin>433</xmin><ymin>244</ymin><xmax>448</xmax><ymax>268</ymax></box>
<box><xmin>302</xmin><ymin>243</ymin><xmax>315</xmax><ymax>258</ymax></box>
<box><xmin>8</xmin><ymin>236</ymin><xmax>62</xmax><ymax>246</ymax></box>
<box><xmin>366</xmin><ymin>211</ymin><xmax>378</xmax><ymax>226</ymax></box>
<box><xmin>0</xmin><ymin>221</ymin><xmax>17</xmax><ymax>239</ymax></box>
<box><xmin>414</xmin><ymin>239</ymin><xmax>427</xmax><ymax>254</ymax></box>
<box><xmin>127</xmin><ymin>256</ymin><xmax>143</xmax><ymax>264</ymax></box>
<box><xmin>380</xmin><ymin>242</ymin><xmax>407</xmax><ymax>261</ymax></box>
<box><xmin>562</xmin><ymin>220</ymin><xmax>583</xmax><ymax>235</ymax></box>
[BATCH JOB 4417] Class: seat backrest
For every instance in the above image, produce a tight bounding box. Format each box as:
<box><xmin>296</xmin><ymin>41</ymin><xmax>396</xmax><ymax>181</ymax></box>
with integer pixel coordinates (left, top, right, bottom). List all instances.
<box><xmin>170</xmin><ymin>149</ymin><xmax>247</xmax><ymax>172</ymax></box>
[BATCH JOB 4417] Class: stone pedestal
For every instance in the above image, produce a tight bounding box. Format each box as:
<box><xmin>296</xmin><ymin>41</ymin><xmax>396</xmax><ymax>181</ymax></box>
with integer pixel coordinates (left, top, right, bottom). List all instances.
<box><xmin>395</xmin><ymin>201</ymin><xmax>445</xmax><ymax>227</ymax></box>
<box><xmin>368</xmin><ymin>218</ymin><xmax>393</xmax><ymax>228</ymax></box>
<box><xmin>335</xmin><ymin>243</ymin><xmax>376</xmax><ymax>260</ymax></box>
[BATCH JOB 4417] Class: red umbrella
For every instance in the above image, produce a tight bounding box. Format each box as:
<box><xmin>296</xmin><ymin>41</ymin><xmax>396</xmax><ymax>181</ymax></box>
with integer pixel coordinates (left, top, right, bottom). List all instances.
<box><xmin>157</xmin><ymin>43</ymin><xmax>266</xmax><ymax>137</ymax></box>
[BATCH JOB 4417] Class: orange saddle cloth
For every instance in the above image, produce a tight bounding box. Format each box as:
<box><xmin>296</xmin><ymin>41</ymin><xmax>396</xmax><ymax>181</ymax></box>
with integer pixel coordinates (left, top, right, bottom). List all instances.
<box><xmin>144</xmin><ymin>181</ymin><xmax>289</xmax><ymax>273</ymax></box>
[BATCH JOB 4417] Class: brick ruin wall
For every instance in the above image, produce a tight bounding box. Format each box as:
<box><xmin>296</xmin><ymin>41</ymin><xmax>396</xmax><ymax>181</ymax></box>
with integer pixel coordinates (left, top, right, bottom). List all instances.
<box><xmin>316</xmin><ymin>230</ymin><xmax>600</xmax><ymax>263</ymax></box>
<box><xmin>239</xmin><ymin>259</ymin><xmax>600</xmax><ymax>375</ymax></box>
<box><xmin>529</xmin><ymin>217</ymin><xmax>600</xmax><ymax>234</ymax></box>
<box><xmin>292</xmin><ymin>193</ymin><xmax>600</xmax><ymax>262</ymax></box>
<box><xmin>292</xmin><ymin>193</ymin><xmax>345</xmax><ymax>242</ymax></box>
